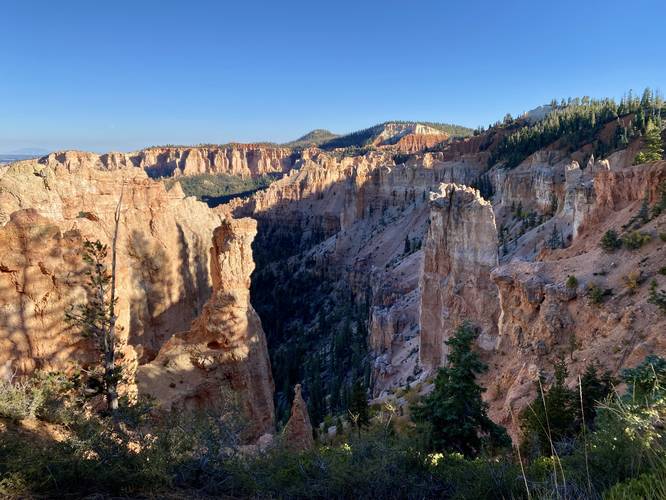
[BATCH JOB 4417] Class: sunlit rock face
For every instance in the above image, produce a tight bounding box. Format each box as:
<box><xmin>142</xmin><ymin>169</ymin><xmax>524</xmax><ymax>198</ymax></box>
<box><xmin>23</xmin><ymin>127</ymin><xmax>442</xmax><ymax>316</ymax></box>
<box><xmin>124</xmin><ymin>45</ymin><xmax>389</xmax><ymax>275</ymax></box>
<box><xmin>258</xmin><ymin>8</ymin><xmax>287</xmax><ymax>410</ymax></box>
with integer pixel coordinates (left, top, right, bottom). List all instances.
<box><xmin>0</xmin><ymin>159</ymin><xmax>221</xmax><ymax>379</ymax></box>
<box><xmin>418</xmin><ymin>183</ymin><xmax>500</xmax><ymax>370</ymax></box>
<box><xmin>136</xmin><ymin>218</ymin><xmax>275</xmax><ymax>442</ymax></box>
<box><xmin>38</xmin><ymin>145</ymin><xmax>297</xmax><ymax>179</ymax></box>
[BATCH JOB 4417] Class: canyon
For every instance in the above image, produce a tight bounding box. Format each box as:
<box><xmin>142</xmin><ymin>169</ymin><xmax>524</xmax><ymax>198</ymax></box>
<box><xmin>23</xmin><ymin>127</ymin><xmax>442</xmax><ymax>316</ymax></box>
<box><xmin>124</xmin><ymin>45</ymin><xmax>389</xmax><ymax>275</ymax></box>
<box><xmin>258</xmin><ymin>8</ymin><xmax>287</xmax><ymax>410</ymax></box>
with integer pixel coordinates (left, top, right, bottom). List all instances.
<box><xmin>1</xmin><ymin>116</ymin><xmax>665</xmax><ymax>443</ymax></box>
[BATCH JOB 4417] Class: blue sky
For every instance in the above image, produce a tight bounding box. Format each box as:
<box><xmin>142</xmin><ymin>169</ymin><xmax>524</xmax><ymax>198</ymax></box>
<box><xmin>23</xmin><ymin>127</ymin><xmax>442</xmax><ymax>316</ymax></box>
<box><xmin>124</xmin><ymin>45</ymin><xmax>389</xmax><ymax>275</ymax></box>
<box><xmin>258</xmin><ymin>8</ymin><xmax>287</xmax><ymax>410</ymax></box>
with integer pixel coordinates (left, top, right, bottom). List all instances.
<box><xmin>2</xmin><ymin>0</ymin><xmax>665</xmax><ymax>153</ymax></box>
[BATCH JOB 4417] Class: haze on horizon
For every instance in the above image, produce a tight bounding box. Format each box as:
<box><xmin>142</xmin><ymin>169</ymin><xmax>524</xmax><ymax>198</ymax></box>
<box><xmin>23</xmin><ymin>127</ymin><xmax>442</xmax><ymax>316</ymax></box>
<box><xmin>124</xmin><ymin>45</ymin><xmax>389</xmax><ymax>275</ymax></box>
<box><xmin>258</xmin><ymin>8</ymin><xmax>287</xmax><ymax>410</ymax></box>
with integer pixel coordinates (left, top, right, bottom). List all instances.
<box><xmin>2</xmin><ymin>0</ymin><xmax>665</xmax><ymax>153</ymax></box>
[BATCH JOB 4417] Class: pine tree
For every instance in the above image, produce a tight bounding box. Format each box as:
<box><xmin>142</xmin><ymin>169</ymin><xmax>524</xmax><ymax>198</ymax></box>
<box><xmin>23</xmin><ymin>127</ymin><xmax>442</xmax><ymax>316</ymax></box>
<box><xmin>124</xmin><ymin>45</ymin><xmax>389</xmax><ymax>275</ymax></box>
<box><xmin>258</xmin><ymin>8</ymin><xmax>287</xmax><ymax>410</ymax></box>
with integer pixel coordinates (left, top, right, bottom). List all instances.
<box><xmin>634</xmin><ymin>120</ymin><xmax>664</xmax><ymax>164</ymax></box>
<box><xmin>65</xmin><ymin>192</ymin><xmax>123</xmax><ymax>417</ymax></box>
<box><xmin>600</xmin><ymin>229</ymin><xmax>622</xmax><ymax>252</ymax></box>
<box><xmin>66</xmin><ymin>240</ymin><xmax>122</xmax><ymax>416</ymax></box>
<box><xmin>411</xmin><ymin>322</ymin><xmax>509</xmax><ymax>456</ymax></box>
<box><xmin>579</xmin><ymin>363</ymin><xmax>614</xmax><ymax>429</ymax></box>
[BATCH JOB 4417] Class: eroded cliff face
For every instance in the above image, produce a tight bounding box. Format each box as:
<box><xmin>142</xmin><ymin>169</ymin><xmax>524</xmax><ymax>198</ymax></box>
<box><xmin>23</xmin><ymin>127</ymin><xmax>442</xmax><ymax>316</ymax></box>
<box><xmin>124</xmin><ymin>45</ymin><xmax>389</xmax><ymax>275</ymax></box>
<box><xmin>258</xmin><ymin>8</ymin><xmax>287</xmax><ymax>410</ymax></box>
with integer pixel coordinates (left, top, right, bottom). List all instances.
<box><xmin>40</xmin><ymin>144</ymin><xmax>297</xmax><ymax>179</ymax></box>
<box><xmin>0</xmin><ymin>159</ymin><xmax>222</xmax><ymax>378</ymax></box>
<box><xmin>235</xmin><ymin>148</ymin><xmax>488</xmax><ymax>408</ymax></box>
<box><xmin>1</xmin><ymin>157</ymin><xmax>276</xmax><ymax>439</ymax></box>
<box><xmin>419</xmin><ymin>184</ymin><xmax>500</xmax><ymax>370</ymax></box>
<box><xmin>417</xmin><ymin>160</ymin><xmax>666</xmax><ymax>437</ymax></box>
<box><xmin>136</xmin><ymin>218</ymin><xmax>275</xmax><ymax>441</ymax></box>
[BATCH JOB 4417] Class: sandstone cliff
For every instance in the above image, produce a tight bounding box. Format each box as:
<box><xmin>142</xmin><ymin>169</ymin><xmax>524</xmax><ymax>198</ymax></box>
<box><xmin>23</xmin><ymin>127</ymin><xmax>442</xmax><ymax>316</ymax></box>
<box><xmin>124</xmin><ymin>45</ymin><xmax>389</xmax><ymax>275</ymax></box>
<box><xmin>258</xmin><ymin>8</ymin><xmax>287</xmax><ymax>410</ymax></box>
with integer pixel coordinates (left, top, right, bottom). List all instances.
<box><xmin>415</xmin><ymin>159</ymin><xmax>666</xmax><ymax>437</ymax></box>
<box><xmin>0</xmin><ymin>159</ymin><xmax>222</xmax><ymax>378</ymax></box>
<box><xmin>40</xmin><ymin>144</ymin><xmax>297</xmax><ymax>179</ymax></box>
<box><xmin>136</xmin><ymin>218</ymin><xmax>275</xmax><ymax>441</ymax></box>
<box><xmin>419</xmin><ymin>184</ymin><xmax>499</xmax><ymax>370</ymax></box>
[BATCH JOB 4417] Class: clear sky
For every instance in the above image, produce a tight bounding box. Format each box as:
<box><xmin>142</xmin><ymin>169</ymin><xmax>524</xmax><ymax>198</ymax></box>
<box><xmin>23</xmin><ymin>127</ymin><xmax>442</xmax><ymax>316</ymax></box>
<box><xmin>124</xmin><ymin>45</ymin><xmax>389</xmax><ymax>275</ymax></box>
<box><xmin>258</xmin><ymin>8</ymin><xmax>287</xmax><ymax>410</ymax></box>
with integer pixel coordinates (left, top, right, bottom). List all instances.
<box><xmin>2</xmin><ymin>0</ymin><xmax>665</xmax><ymax>153</ymax></box>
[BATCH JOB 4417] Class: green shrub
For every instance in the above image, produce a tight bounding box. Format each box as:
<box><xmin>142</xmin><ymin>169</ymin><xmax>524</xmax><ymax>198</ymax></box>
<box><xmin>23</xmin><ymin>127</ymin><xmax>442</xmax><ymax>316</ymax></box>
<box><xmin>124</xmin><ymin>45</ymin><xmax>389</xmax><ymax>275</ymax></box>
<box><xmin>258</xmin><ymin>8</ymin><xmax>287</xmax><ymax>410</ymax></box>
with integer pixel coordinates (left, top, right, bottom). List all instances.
<box><xmin>648</xmin><ymin>280</ymin><xmax>666</xmax><ymax>313</ymax></box>
<box><xmin>600</xmin><ymin>229</ymin><xmax>622</xmax><ymax>251</ymax></box>
<box><xmin>566</xmin><ymin>275</ymin><xmax>579</xmax><ymax>289</ymax></box>
<box><xmin>604</xmin><ymin>471</ymin><xmax>666</xmax><ymax>500</ymax></box>
<box><xmin>0</xmin><ymin>372</ymin><xmax>74</xmax><ymax>423</ymax></box>
<box><xmin>659</xmin><ymin>232</ymin><xmax>666</xmax><ymax>242</ymax></box>
<box><xmin>622</xmin><ymin>231</ymin><xmax>652</xmax><ymax>250</ymax></box>
<box><xmin>588</xmin><ymin>283</ymin><xmax>606</xmax><ymax>304</ymax></box>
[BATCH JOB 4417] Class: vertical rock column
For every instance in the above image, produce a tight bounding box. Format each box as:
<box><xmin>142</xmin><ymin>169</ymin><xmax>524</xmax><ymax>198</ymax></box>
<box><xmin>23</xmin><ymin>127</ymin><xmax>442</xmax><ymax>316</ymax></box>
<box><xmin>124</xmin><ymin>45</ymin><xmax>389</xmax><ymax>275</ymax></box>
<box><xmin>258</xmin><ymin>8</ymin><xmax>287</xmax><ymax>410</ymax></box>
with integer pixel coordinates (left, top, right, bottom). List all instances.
<box><xmin>137</xmin><ymin>217</ymin><xmax>275</xmax><ymax>442</ymax></box>
<box><xmin>418</xmin><ymin>183</ymin><xmax>500</xmax><ymax>370</ymax></box>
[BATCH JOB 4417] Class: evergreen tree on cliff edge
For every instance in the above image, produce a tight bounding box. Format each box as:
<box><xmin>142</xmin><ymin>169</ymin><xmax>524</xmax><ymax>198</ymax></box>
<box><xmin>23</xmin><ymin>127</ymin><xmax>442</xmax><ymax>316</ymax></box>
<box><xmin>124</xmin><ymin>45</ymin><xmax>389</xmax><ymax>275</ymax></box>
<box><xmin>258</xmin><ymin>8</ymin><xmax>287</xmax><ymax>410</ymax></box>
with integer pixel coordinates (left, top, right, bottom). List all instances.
<box><xmin>411</xmin><ymin>322</ymin><xmax>510</xmax><ymax>456</ymax></box>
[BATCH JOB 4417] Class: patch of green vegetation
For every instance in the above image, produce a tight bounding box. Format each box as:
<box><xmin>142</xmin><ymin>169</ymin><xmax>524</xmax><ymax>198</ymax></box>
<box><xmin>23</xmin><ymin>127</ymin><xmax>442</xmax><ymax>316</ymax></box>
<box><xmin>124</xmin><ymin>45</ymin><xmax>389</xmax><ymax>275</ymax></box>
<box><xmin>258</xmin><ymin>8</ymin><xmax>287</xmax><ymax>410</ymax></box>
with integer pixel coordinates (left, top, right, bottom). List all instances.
<box><xmin>588</xmin><ymin>282</ymin><xmax>611</xmax><ymax>304</ymax></box>
<box><xmin>2</xmin><ymin>355</ymin><xmax>666</xmax><ymax>499</ymax></box>
<box><xmin>622</xmin><ymin>231</ymin><xmax>652</xmax><ymax>250</ymax></box>
<box><xmin>600</xmin><ymin>229</ymin><xmax>623</xmax><ymax>252</ymax></box>
<box><xmin>649</xmin><ymin>279</ymin><xmax>666</xmax><ymax>313</ymax></box>
<box><xmin>164</xmin><ymin>173</ymin><xmax>279</xmax><ymax>206</ymax></box>
<box><xmin>488</xmin><ymin>88</ymin><xmax>665</xmax><ymax>169</ymax></box>
<box><xmin>283</xmin><ymin>129</ymin><xmax>339</xmax><ymax>148</ymax></box>
<box><xmin>566</xmin><ymin>275</ymin><xmax>579</xmax><ymax>289</ymax></box>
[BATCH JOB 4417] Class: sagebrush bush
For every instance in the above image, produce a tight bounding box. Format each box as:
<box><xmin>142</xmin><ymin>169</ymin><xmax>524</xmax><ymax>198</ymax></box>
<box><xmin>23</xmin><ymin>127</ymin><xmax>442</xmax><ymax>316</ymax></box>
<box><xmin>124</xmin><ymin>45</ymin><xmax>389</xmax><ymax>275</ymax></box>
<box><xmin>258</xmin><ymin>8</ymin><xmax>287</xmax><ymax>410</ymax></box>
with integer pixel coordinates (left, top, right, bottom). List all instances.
<box><xmin>623</xmin><ymin>271</ymin><xmax>641</xmax><ymax>294</ymax></box>
<box><xmin>0</xmin><ymin>372</ymin><xmax>73</xmax><ymax>423</ymax></box>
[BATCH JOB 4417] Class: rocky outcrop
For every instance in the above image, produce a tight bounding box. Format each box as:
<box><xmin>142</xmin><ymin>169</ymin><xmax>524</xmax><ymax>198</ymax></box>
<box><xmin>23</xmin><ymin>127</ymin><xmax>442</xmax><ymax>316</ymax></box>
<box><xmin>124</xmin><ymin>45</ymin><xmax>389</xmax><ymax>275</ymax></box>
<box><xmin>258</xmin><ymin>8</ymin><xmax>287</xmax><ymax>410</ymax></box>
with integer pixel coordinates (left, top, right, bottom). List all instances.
<box><xmin>419</xmin><ymin>184</ymin><xmax>499</xmax><ymax>370</ymax></box>
<box><xmin>0</xmin><ymin>160</ymin><xmax>222</xmax><ymax>378</ymax></box>
<box><xmin>393</xmin><ymin>133</ymin><xmax>449</xmax><ymax>153</ymax></box>
<box><xmin>494</xmin><ymin>150</ymin><xmax>567</xmax><ymax>214</ymax></box>
<box><xmin>136</xmin><ymin>218</ymin><xmax>275</xmax><ymax>441</ymax></box>
<box><xmin>39</xmin><ymin>144</ymin><xmax>297</xmax><ymax>179</ymax></box>
<box><xmin>282</xmin><ymin>384</ymin><xmax>314</xmax><ymax>451</ymax></box>
<box><xmin>479</xmin><ymin>160</ymin><xmax>666</xmax><ymax>436</ymax></box>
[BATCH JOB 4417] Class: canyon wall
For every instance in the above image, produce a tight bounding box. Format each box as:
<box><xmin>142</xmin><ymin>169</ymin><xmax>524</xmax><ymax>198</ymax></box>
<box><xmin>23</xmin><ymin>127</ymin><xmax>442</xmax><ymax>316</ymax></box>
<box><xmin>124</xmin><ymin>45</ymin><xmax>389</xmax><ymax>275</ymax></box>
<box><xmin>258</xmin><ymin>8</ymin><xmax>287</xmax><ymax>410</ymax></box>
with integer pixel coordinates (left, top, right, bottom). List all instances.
<box><xmin>40</xmin><ymin>144</ymin><xmax>297</xmax><ymax>179</ymax></box>
<box><xmin>136</xmin><ymin>218</ymin><xmax>275</xmax><ymax>441</ymax></box>
<box><xmin>417</xmin><ymin>160</ymin><xmax>666</xmax><ymax>436</ymax></box>
<box><xmin>0</xmin><ymin>159</ymin><xmax>223</xmax><ymax>377</ymax></box>
<box><xmin>0</xmin><ymin>159</ymin><xmax>276</xmax><ymax>440</ymax></box>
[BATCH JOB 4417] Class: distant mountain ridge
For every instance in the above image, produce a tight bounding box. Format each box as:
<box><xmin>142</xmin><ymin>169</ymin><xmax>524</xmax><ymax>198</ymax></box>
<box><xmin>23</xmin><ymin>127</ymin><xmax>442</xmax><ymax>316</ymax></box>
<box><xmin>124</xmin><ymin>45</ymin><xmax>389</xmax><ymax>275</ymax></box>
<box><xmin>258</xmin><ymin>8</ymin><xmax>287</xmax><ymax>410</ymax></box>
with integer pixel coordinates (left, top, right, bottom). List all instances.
<box><xmin>283</xmin><ymin>129</ymin><xmax>338</xmax><ymax>148</ymax></box>
<box><xmin>317</xmin><ymin>121</ymin><xmax>473</xmax><ymax>150</ymax></box>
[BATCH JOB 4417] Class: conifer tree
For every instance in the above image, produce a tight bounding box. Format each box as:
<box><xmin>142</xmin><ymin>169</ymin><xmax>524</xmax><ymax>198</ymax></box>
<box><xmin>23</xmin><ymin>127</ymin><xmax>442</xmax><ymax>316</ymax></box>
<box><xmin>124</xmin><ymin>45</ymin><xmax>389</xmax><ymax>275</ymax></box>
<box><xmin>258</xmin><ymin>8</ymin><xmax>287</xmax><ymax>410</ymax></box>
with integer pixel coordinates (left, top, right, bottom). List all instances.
<box><xmin>579</xmin><ymin>363</ymin><xmax>614</xmax><ymax>429</ymax></box>
<box><xmin>411</xmin><ymin>322</ymin><xmax>509</xmax><ymax>456</ymax></box>
<box><xmin>634</xmin><ymin>120</ymin><xmax>664</xmax><ymax>164</ymax></box>
<box><xmin>546</xmin><ymin>224</ymin><xmax>562</xmax><ymax>249</ymax></box>
<box><xmin>66</xmin><ymin>240</ymin><xmax>122</xmax><ymax>416</ymax></box>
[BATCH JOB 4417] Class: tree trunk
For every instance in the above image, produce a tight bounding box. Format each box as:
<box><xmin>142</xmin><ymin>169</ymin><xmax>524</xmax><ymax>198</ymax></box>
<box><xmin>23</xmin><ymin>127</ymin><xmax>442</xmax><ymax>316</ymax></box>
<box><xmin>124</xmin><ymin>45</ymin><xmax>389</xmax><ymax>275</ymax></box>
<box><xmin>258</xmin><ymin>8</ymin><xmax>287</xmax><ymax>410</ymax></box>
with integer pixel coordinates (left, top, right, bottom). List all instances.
<box><xmin>106</xmin><ymin>187</ymin><xmax>123</xmax><ymax>416</ymax></box>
